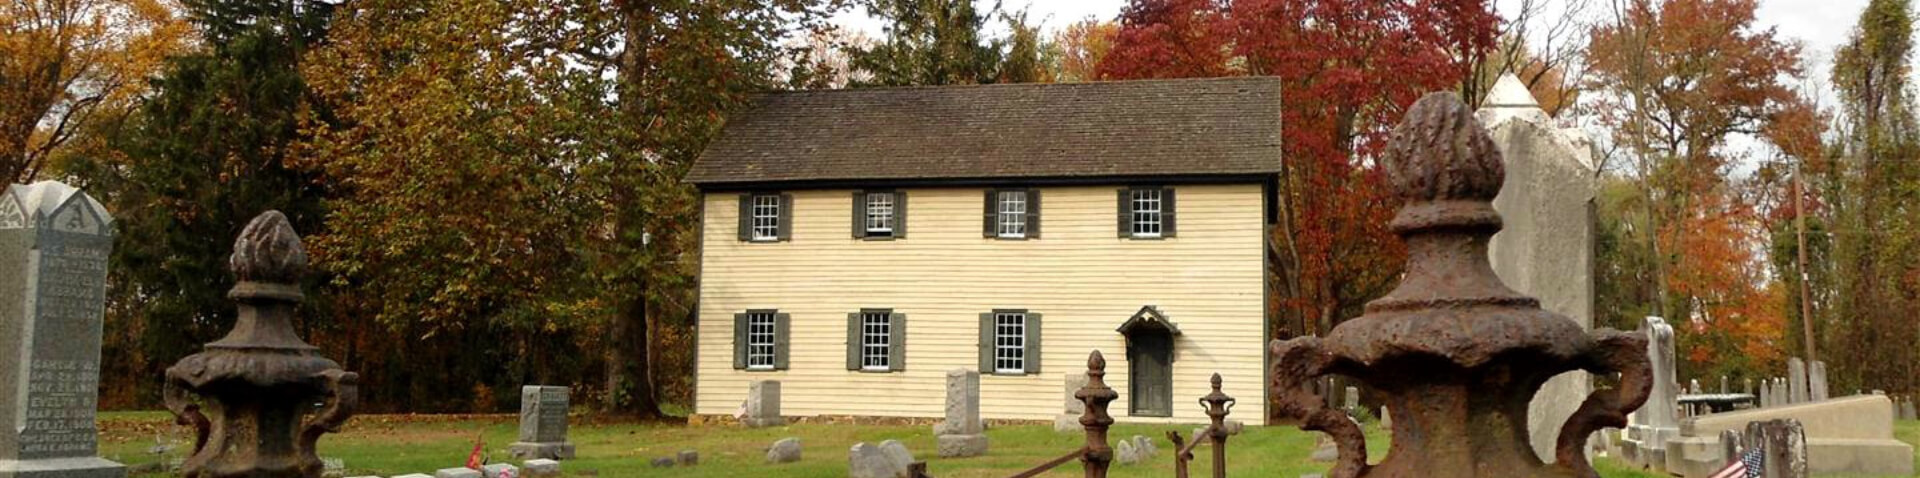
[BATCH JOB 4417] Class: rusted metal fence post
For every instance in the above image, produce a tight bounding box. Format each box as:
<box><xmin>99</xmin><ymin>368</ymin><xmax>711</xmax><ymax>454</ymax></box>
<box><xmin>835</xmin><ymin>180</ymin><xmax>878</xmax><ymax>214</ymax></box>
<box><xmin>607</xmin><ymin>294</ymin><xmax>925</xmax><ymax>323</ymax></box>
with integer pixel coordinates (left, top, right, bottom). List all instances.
<box><xmin>1171</xmin><ymin>374</ymin><xmax>1235</xmax><ymax>478</ymax></box>
<box><xmin>1077</xmin><ymin>351</ymin><xmax>1118</xmax><ymax>478</ymax></box>
<box><xmin>1009</xmin><ymin>351</ymin><xmax>1117</xmax><ymax>478</ymax></box>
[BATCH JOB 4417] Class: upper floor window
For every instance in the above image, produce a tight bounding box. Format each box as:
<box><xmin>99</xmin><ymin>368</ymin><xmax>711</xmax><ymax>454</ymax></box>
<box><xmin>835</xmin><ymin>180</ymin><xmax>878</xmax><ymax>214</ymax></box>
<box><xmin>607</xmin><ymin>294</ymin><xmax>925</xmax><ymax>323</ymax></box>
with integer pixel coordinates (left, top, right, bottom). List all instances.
<box><xmin>1131</xmin><ymin>189</ymin><xmax>1162</xmax><ymax>237</ymax></box>
<box><xmin>866</xmin><ymin>193</ymin><xmax>894</xmax><ymax>236</ymax></box>
<box><xmin>1117</xmin><ymin>187</ymin><xmax>1177</xmax><ymax>239</ymax></box>
<box><xmin>733</xmin><ymin>310</ymin><xmax>789</xmax><ymax>371</ymax></box>
<box><xmin>737</xmin><ymin>193</ymin><xmax>791</xmax><ymax>242</ymax></box>
<box><xmin>752</xmin><ymin>196</ymin><xmax>781</xmax><ymax>241</ymax></box>
<box><xmin>853</xmin><ymin>191</ymin><xmax>907</xmax><ymax>239</ymax></box>
<box><xmin>983</xmin><ymin>188</ymin><xmax>1040</xmax><ymax>239</ymax></box>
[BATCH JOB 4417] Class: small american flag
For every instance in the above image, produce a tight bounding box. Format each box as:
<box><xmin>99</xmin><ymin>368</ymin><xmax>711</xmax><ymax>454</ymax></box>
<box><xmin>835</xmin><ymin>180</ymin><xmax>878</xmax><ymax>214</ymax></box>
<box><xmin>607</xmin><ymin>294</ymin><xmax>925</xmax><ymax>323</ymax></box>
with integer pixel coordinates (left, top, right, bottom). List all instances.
<box><xmin>1710</xmin><ymin>446</ymin><xmax>1765</xmax><ymax>478</ymax></box>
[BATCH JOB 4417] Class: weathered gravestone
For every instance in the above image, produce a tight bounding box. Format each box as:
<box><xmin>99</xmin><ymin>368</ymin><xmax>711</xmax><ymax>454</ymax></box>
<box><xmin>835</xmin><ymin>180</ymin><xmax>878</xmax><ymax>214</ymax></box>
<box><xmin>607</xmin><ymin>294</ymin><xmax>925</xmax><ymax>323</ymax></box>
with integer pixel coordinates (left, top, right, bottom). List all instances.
<box><xmin>1477</xmin><ymin>73</ymin><xmax>1601</xmax><ymax>463</ymax></box>
<box><xmin>932</xmin><ymin>369</ymin><xmax>987</xmax><ymax>457</ymax></box>
<box><xmin>1053</xmin><ymin>373</ymin><xmax>1088</xmax><ymax>432</ymax></box>
<box><xmin>740</xmin><ymin>380</ymin><xmax>785</xmax><ymax>428</ymax></box>
<box><xmin>1788</xmin><ymin>358</ymin><xmax>1808</xmax><ymax>405</ymax></box>
<box><xmin>1624</xmin><ymin>316</ymin><xmax>1679</xmax><ymax>469</ymax></box>
<box><xmin>1807</xmin><ymin>361</ymin><xmax>1828</xmax><ymax>402</ymax></box>
<box><xmin>0</xmin><ymin>182</ymin><xmax>123</xmax><ymax>478</ymax></box>
<box><xmin>765</xmin><ymin>438</ymin><xmax>801</xmax><ymax>464</ymax></box>
<box><xmin>1744</xmin><ymin>419</ymin><xmax>1808</xmax><ymax>478</ymax></box>
<box><xmin>508</xmin><ymin>386</ymin><xmax>575</xmax><ymax>460</ymax></box>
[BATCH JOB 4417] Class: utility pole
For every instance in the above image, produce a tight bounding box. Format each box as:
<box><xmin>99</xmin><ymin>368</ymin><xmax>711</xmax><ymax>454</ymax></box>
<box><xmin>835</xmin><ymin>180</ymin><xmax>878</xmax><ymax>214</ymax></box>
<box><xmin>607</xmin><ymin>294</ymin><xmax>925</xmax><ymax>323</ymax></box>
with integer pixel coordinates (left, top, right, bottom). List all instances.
<box><xmin>1794</xmin><ymin>163</ymin><xmax>1818</xmax><ymax>363</ymax></box>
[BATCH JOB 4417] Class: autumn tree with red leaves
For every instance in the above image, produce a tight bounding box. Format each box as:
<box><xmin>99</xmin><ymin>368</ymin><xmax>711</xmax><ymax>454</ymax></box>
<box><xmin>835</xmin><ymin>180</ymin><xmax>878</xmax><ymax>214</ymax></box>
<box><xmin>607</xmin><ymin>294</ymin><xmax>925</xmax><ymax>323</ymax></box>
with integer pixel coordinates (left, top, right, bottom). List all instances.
<box><xmin>1097</xmin><ymin>0</ymin><xmax>1500</xmax><ymax>339</ymax></box>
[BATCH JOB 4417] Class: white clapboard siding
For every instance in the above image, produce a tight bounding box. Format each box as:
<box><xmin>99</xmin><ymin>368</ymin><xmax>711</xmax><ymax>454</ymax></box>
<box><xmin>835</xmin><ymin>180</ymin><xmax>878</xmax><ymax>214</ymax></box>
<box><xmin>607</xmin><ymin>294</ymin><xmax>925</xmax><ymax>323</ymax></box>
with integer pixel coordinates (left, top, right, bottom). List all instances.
<box><xmin>696</xmin><ymin>184</ymin><xmax>1265</xmax><ymax>423</ymax></box>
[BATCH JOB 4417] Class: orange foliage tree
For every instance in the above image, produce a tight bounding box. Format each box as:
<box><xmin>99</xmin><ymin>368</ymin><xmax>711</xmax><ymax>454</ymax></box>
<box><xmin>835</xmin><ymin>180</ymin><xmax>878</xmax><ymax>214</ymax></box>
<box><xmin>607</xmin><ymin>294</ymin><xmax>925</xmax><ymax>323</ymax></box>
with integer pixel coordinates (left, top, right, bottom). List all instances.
<box><xmin>1587</xmin><ymin>0</ymin><xmax>1803</xmax><ymax>379</ymax></box>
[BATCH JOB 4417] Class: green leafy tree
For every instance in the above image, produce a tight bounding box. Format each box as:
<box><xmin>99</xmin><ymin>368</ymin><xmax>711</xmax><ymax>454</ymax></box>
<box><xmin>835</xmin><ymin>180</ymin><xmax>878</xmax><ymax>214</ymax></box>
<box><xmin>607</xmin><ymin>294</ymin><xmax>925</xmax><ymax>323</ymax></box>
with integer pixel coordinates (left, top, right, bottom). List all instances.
<box><xmin>583</xmin><ymin>0</ymin><xmax>839</xmax><ymax>416</ymax></box>
<box><xmin>295</xmin><ymin>0</ymin><xmax>609</xmax><ymax>410</ymax></box>
<box><xmin>850</xmin><ymin>0</ymin><xmax>1004</xmax><ymax>86</ymax></box>
<box><xmin>1827</xmin><ymin>0</ymin><xmax>1920</xmax><ymax>394</ymax></box>
<box><xmin>63</xmin><ymin>0</ymin><xmax>334</xmax><ymax>406</ymax></box>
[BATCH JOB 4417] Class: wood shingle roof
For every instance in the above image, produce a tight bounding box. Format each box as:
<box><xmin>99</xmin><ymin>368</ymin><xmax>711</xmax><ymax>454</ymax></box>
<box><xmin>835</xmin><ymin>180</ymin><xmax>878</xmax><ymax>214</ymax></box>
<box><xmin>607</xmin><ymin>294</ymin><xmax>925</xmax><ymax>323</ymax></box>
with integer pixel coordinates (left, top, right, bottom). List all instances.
<box><xmin>685</xmin><ymin>76</ymin><xmax>1283</xmax><ymax>188</ymax></box>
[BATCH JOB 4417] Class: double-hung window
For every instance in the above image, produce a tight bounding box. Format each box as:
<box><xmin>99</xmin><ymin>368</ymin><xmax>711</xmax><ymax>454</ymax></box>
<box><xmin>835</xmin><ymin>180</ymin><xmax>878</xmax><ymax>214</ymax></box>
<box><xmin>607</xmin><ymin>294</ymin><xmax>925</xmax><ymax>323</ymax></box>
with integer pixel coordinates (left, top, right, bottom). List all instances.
<box><xmin>993</xmin><ymin>312</ymin><xmax>1025</xmax><ymax>373</ymax></box>
<box><xmin>865</xmin><ymin>193</ymin><xmax>894</xmax><ymax>237</ymax></box>
<box><xmin>733</xmin><ymin>310</ymin><xmax>788</xmax><ymax>371</ymax></box>
<box><xmin>1117</xmin><ymin>187</ymin><xmax>1176</xmax><ymax>239</ymax></box>
<box><xmin>853</xmin><ymin>191</ymin><xmax>906</xmax><ymax>239</ymax></box>
<box><xmin>978</xmin><ymin>309</ymin><xmax>1041</xmax><ymax>375</ymax></box>
<box><xmin>752</xmin><ymin>196</ymin><xmax>781</xmax><ymax>241</ymax></box>
<box><xmin>738</xmin><ymin>193</ymin><xmax>790</xmax><ymax>242</ymax></box>
<box><xmin>1131</xmin><ymin>189</ymin><xmax>1162</xmax><ymax>237</ymax></box>
<box><xmin>746</xmin><ymin>312</ymin><xmax>776</xmax><ymax>369</ymax></box>
<box><xmin>983</xmin><ymin>188</ymin><xmax>1040</xmax><ymax>239</ymax></box>
<box><xmin>847</xmin><ymin>309</ymin><xmax>905</xmax><ymax>372</ymax></box>
<box><xmin>997</xmin><ymin>191</ymin><xmax>1027</xmax><ymax>238</ymax></box>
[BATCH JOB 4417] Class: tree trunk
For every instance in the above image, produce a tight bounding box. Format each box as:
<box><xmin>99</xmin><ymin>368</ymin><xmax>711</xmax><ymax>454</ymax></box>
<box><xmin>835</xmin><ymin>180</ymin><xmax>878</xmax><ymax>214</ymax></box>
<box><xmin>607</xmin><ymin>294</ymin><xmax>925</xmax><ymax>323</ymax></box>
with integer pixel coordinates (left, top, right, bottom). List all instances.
<box><xmin>603</xmin><ymin>0</ymin><xmax>664</xmax><ymax>419</ymax></box>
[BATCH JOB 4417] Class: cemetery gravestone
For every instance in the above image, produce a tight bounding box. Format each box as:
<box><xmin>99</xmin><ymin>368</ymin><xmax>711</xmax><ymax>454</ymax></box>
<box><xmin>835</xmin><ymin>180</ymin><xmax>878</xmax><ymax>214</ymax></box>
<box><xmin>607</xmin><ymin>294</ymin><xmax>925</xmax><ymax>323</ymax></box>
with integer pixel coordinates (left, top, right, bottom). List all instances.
<box><xmin>508</xmin><ymin>386</ymin><xmax>575</xmax><ymax>460</ymax></box>
<box><xmin>1788</xmin><ymin>358</ymin><xmax>1808</xmax><ymax>405</ymax></box>
<box><xmin>1054</xmin><ymin>373</ymin><xmax>1088</xmax><ymax>432</ymax></box>
<box><xmin>741</xmin><ymin>380</ymin><xmax>785</xmax><ymax>428</ymax></box>
<box><xmin>0</xmin><ymin>182</ymin><xmax>124</xmax><ymax>478</ymax></box>
<box><xmin>1808</xmin><ymin>361</ymin><xmax>1828</xmax><ymax>402</ymax></box>
<box><xmin>1478</xmin><ymin>74</ymin><xmax>1601</xmax><ymax>463</ymax></box>
<box><xmin>1623</xmin><ymin>316</ymin><xmax>1679</xmax><ymax>469</ymax></box>
<box><xmin>933</xmin><ymin>369</ymin><xmax>988</xmax><ymax>458</ymax></box>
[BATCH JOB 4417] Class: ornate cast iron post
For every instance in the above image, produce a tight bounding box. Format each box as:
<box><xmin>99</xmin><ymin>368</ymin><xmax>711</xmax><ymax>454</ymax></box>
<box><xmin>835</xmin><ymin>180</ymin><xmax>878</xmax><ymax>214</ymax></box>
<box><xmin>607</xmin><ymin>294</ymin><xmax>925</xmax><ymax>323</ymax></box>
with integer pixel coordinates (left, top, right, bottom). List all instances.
<box><xmin>1076</xmin><ymin>351</ymin><xmax>1118</xmax><ymax>478</ymax></box>
<box><xmin>1199</xmin><ymin>373</ymin><xmax>1234</xmax><ymax>478</ymax></box>
<box><xmin>1269</xmin><ymin>93</ymin><xmax>1652</xmax><ymax>478</ymax></box>
<box><xmin>163</xmin><ymin>211</ymin><xmax>358</xmax><ymax>478</ymax></box>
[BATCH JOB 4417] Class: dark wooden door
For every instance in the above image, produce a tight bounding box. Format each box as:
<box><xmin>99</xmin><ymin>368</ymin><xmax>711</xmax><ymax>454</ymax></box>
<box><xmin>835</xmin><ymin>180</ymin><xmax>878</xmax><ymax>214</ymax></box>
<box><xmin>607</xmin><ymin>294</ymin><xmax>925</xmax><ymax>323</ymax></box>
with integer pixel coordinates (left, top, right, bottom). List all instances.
<box><xmin>1128</xmin><ymin>332</ymin><xmax>1173</xmax><ymax>417</ymax></box>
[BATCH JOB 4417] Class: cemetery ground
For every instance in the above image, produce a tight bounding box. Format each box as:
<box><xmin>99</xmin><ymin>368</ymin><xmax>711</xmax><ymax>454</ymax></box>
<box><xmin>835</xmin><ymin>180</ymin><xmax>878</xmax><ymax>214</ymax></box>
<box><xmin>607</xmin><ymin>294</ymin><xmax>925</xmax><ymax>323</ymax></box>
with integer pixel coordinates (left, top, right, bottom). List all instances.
<box><xmin>91</xmin><ymin>411</ymin><xmax>1920</xmax><ymax>477</ymax></box>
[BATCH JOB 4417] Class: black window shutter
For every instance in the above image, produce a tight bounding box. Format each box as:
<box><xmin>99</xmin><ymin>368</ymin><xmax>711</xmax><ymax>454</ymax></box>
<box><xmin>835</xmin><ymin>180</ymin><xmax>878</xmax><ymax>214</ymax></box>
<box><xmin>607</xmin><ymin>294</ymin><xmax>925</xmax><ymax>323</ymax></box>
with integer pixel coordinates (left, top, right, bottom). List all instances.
<box><xmin>733</xmin><ymin>313</ymin><xmax>748</xmax><ymax>369</ymax></box>
<box><xmin>889</xmin><ymin>313</ymin><xmax>907</xmax><ymax>371</ymax></box>
<box><xmin>978</xmin><ymin>312</ymin><xmax>993</xmax><ymax>371</ymax></box>
<box><xmin>1026</xmin><ymin>189</ymin><xmax>1042</xmax><ymax>239</ymax></box>
<box><xmin>1162</xmin><ymin>188</ymin><xmax>1178</xmax><ymax>237</ymax></box>
<box><xmin>1025</xmin><ymin>313</ymin><xmax>1043</xmax><ymax>374</ymax></box>
<box><xmin>982</xmin><ymin>190</ymin><xmax>997</xmax><ymax>238</ymax></box>
<box><xmin>773</xmin><ymin>312</ymin><xmax>792</xmax><ymax>370</ymax></box>
<box><xmin>737</xmin><ymin>194</ymin><xmax>752</xmax><ymax>242</ymax></box>
<box><xmin>852</xmin><ymin>192</ymin><xmax>867</xmax><ymax>239</ymax></box>
<box><xmin>777</xmin><ymin>194</ymin><xmax>793</xmax><ymax>241</ymax></box>
<box><xmin>846</xmin><ymin>312</ymin><xmax>861</xmax><ymax>370</ymax></box>
<box><xmin>1117</xmin><ymin>188</ymin><xmax>1133</xmax><ymax>238</ymax></box>
<box><xmin>892</xmin><ymin>191</ymin><xmax>907</xmax><ymax>238</ymax></box>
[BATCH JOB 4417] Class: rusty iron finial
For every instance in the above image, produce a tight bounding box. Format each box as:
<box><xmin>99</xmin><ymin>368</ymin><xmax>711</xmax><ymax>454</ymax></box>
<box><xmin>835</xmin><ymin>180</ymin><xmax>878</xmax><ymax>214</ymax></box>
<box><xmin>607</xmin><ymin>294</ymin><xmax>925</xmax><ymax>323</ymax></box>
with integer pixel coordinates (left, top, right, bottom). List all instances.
<box><xmin>1268</xmin><ymin>92</ymin><xmax>1652</xmax><ymax>478</ymax></box>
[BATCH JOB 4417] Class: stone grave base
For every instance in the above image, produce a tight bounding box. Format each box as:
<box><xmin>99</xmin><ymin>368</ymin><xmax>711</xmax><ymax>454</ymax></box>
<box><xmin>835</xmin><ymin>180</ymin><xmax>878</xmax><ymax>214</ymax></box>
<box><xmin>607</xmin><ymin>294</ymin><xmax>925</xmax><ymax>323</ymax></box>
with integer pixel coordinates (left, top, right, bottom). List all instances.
<box><xmin>936</xmin><ymin>434</ymin><xmax>988</xmax><ymax>458</ymax></box>
<box><xmin>1052</xmin><ymin>414</ymin><xmax>1079</xmax><ymax>432</ymax></box>
<box><xmin>0</xmin><ymin>456</ymin><xmax>126</xmax><ymax>478</ymax></box>
<box><xmin>1619</xmin><ymin>424</ymin><xmax>1677</xmax><ymax>472</ymax></box>
<box><xmin>508</xmin><ymin>441</ymin><xmax>577</xmax><ymax>460</ymax></box>
<box><xmin>1661</xmin><ymin>395</ymin><xmax>1913</xmax><ymax>477</ymax></box>
<box><xmin>741</xmin><ymin>416</ymin><xmax>786</xmax><ymax>428</ymax></box>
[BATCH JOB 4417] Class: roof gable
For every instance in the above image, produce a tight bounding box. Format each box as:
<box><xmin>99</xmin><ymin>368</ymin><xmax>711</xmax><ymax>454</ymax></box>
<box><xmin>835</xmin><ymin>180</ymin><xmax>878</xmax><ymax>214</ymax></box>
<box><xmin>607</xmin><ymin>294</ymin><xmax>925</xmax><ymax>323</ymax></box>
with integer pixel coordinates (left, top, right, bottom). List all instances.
<box><xmin>685</xmin><ymin>77</ymin><xmax>1284</xmax><ymax>187</ymax></box>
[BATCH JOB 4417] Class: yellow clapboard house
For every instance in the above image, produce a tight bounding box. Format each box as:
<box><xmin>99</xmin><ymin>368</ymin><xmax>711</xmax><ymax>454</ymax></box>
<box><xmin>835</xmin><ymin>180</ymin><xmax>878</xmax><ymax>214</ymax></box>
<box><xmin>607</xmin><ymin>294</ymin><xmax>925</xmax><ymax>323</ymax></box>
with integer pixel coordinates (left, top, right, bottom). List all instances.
<box><xmin>685</xmin><ymin>77</ymin><xmax>1282</xmax><ymax>423</ymax></box>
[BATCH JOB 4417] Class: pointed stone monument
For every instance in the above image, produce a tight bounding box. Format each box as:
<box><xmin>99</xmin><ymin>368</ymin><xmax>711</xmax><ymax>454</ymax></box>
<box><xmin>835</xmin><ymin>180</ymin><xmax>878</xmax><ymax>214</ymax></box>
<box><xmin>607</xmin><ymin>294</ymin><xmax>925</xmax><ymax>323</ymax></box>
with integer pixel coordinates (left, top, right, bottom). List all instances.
<box><xmin>0</xmin><ymin>182</ymin><xmax>124</xmax><ymax>478</ymax></box>
<box><xmin>1477</xmin><ymin>73</ymin><xmax>1602</xmax><ymax>463</ymax></box>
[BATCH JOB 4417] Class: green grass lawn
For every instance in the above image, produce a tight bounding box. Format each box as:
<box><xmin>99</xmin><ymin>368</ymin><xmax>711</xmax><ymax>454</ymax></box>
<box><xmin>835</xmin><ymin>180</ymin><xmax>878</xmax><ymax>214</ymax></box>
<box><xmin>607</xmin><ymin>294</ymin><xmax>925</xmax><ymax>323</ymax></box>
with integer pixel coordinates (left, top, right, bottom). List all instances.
<box><xmin>96</xmin><ymin>412</ymin><xmax>1912</xmax><ymax>477</ymax></box>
